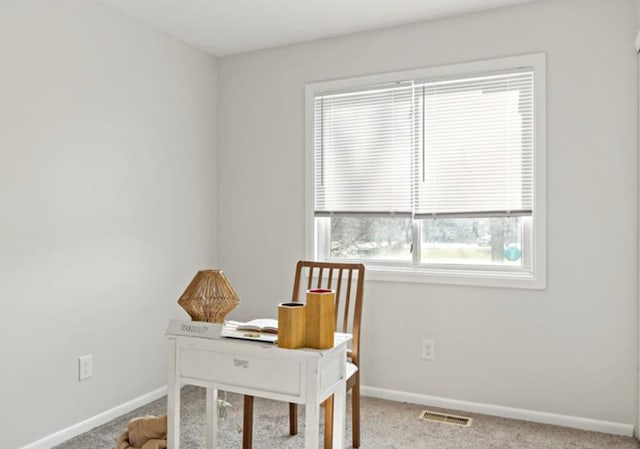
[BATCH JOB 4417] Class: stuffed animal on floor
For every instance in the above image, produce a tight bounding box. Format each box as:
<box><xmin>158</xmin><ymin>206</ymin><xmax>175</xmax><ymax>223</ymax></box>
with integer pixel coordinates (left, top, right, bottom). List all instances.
<box><xmin>117</xmin><ymin>415</ymin><xmax>167</xmax><ymax>449</ymax></box>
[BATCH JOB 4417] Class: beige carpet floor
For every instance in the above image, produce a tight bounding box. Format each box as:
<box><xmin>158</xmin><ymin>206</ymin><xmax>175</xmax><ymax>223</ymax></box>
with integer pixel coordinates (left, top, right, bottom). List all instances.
<box><xmin>54</xmin><ymin>386</ymin><xmax>640</xmax><ymax>449</ymax></box>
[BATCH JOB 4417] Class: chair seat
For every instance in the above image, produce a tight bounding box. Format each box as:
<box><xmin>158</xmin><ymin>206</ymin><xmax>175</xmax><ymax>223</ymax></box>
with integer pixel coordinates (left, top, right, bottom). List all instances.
<box><xmin>346</xmin><ymin>361</ymin><xmax>358</xmax><ymax>381</ymax></box>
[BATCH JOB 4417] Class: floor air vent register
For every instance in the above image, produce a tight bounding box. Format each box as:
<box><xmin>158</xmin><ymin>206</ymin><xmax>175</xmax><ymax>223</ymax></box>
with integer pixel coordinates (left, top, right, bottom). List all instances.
<box><xmin>419</xmin><ymin>410</ymin><xmax>473</xmax><ymax>427</ymax></box>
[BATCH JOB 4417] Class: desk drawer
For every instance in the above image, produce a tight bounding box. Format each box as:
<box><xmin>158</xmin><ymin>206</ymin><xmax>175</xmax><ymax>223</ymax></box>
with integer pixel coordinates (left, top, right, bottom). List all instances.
<box><xmin>179</xmin><ymin>347</ymin><xmax>303</xmax><ymax>396</ymax></box>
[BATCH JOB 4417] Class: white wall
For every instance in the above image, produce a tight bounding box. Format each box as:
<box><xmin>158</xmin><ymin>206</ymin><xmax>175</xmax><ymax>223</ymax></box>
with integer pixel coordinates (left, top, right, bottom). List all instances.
<box><xmin>0</xmin><ymin>1</ymin><xmax>217</xmax><ymax>448</ymax></box>
<box><xmin>218</xmin><ymin>0</ymin><xmax>639</xmax><ymax>426</ymax></box>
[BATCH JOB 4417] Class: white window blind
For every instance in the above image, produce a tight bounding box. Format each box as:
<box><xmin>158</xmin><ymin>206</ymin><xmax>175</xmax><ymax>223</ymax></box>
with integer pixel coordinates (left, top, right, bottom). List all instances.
<box><xmin>415</xmin><ymin>71</ymin><xmax>533</xmax><ymax>218</ymax></box>
<box><xmin>313</xmin><ymin>69</ymin><xmax>534</xmax><ymax>219</ymax></box>
<box><xmin>313</xmin><ymin>83</ymin><xmax>414</xmax><ymax>217</ymax></box>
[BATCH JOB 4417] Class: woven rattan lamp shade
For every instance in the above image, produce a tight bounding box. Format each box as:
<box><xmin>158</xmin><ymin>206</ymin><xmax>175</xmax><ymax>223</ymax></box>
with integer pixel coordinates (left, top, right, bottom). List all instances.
<box><xmin>178</xmin><ymin>269</ymin><xmax>240</xmax><ymax>323</ymax></box>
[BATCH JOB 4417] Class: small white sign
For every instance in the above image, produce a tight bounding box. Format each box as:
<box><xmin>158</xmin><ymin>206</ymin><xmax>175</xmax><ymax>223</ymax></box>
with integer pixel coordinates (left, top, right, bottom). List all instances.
<box><xmin>166</xmin><ymin>319</ymin><xmax>223</xmax><ymax>340</ymax></box>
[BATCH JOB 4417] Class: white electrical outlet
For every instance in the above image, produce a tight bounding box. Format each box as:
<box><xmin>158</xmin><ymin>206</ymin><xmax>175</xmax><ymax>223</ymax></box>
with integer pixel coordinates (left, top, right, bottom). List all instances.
<box><xmin>421</xmin><ymin>339</ymin><xmax>435</xmax><ymax>360</ymax></box>
<box><xmin>79</xmin><ymin>355</ymin><xmax>93</xmax><ymax>381</ymax></box>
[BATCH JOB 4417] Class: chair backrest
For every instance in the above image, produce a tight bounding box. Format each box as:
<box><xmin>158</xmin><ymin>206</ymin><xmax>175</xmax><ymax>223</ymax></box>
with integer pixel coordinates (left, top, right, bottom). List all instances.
<box><xmin>291</xmin><ymin>260</ymin><xmax>365</xmax><ymax>366</ymax></box>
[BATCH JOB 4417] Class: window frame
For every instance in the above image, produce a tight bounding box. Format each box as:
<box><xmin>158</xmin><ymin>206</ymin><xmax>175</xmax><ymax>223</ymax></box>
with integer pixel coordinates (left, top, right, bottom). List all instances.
<box><xmin>305</xmin><ymin>53</ymin><xmax>546</xmax><ymax>289</ymax></box>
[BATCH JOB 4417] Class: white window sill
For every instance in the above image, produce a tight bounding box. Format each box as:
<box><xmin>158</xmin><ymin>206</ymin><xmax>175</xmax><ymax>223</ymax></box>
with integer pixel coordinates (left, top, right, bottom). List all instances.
<box><xmin>365</xmin><ymin>264</ymin><xmax>546</xmax><ymax>290</ymax></box>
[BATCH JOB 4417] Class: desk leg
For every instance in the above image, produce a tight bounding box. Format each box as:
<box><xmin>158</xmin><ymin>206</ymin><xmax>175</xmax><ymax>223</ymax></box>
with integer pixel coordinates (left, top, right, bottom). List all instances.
<box><xmin>332</xmin><ymin>384</ymin><xmax>346</xmax><ymax>449</ymax></box>
<box><xmin>167</xmin><ymin>338</ymin><xmax>180</xmax><ymax>449</ymax></box>
<box><xmin>206</xmin><ymin>388</ymin><xmax>218</xmax><ymax>449</ymax></box>
<box><xmin>304</xmin><ymin>400</ymin><xmax>320</xmax><ymax>449</ymax></box>
<box><xmin>305</xmin><ymin>359</ymin><xmax>320</xmax><ymax>449</ymax></box>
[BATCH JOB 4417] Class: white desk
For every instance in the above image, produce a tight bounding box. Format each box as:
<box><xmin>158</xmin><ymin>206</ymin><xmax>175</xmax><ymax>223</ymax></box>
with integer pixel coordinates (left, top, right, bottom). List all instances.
<box><xmin>166</xmin><ymin>320</ymin><xmax>351</xmax><ymax>449</ymax></box>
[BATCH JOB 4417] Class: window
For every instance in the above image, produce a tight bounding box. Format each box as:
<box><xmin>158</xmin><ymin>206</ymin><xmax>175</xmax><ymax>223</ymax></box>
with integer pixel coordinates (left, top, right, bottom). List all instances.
<box><xmin>305</xmin><ymin>54</ymin><xmax>546</xmax><ymax>288</ymax></box>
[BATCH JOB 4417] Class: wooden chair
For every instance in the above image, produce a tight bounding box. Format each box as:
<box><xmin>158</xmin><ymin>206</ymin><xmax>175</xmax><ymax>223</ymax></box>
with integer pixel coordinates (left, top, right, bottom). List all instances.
<box><xmin>242</xmin><ymin>260</ymin><xmax>365</xmax><ymax>449</ymax></box>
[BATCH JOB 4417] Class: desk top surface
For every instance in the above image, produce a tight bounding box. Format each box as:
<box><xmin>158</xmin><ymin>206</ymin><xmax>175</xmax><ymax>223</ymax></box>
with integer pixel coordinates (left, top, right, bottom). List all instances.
<box><xmin>166</xmin><ymin>319</ymin><xmax>351</xmax><ymax>354</ymax></box>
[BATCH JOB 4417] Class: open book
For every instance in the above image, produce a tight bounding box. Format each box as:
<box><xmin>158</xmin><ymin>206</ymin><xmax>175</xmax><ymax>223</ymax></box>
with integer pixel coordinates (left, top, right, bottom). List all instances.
<box><xmin>221</xmin><ymin>319</ymin><xmax>278</xmax><ymax>343</ymax></box>
<box><xmin>229</xmin><ymin>319</ymin><xmax>278</xmax><ymax>334</ymax></box>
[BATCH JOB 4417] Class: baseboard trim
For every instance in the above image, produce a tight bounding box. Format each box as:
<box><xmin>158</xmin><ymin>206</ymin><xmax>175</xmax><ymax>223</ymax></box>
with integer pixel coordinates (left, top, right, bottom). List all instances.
<box><xmin>18</xmin><ymin>386</ymin><xmax>167</xmax><ymax>449</ymax></box>
<box><xmin>361</xmin><ymin>386</ymin><xmax>634</xmax><ymax>437</ymax></box>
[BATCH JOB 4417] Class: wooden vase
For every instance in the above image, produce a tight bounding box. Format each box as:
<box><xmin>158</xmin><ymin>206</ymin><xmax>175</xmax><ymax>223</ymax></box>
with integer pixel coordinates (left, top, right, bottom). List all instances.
<box><xmin>304</xmin><ymin>289</ymin><xmax>335</xmax><ymax>349</ymax></box>
<box><xmin>277</xmin><ymin>302</ymin><xmax>306</xmax><ymax>349</ymax></box>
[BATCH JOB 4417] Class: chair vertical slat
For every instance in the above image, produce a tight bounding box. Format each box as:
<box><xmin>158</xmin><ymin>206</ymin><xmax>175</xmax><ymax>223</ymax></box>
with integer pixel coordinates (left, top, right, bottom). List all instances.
<box><xmin>306</xmin><ymin>267</ymin><xmax>314</xmax><ymax>291</ymax></box>
<box><xmin>343</xmin><ymin>269</ymin><xmax>353</xmax><ymax>334</ymax></box>
<box><xmin>335</xmin><ymin>269</ymin><xmax>344</xmax><ymax>331</ymax></box>
<box><xmin>331</xmin><ymin>269</ymin><xmax>340</xmax><ymax>325</ymax></box>
<box><xmin>317</xmin><ymin>268</ymin><xmax>324</xmax><ymax>288</ymax></box>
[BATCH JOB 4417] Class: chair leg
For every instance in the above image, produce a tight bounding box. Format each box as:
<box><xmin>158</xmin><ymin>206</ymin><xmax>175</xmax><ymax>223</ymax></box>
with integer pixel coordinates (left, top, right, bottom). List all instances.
<box><xmin>243</xmin><ymin>395</ymin><xmax>254</xmax><ymax>449</ymax></box>
<box><xmin>324</xmin><ymin>395</ymin><xmax>334</xmax><ymax>449</ymax></box>
<box><xmin>352</xmin><ymin>375</ymin><xmax>360</xmax><ymax>448</ymax></box>
<box><xmin>289</xmin><ymin>403</ymin><xmax>298</xmax><ymax>435</ymax></box>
